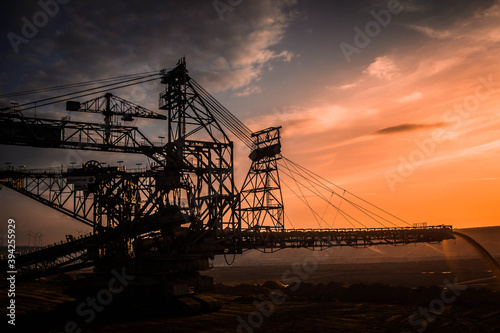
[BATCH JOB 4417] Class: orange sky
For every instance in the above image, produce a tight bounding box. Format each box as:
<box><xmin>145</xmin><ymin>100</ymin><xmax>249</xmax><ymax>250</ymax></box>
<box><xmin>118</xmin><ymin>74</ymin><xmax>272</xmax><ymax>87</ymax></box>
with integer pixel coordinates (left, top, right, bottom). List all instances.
<box><xmin>243</xmin><ymin>3</ymin><xmax>500</xmax><ymax>229</ymax></box>
<box><xmin>1</xmin><ymin>0</ymin><xmax>499</xmax><ymax>244</ymax></box>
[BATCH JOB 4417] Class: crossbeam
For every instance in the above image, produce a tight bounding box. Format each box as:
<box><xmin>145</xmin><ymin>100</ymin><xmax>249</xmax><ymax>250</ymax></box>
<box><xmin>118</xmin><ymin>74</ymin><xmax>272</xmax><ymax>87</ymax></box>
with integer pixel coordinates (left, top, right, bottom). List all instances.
<box><xmin>224</xmin><ymin>226</ymin><xmax>454</xmax><ymax>252</ymax></box>
<box><xmin>0</xmin><ymin>114</ymin><xmax>159</xmax><ymax>156</ymax></box>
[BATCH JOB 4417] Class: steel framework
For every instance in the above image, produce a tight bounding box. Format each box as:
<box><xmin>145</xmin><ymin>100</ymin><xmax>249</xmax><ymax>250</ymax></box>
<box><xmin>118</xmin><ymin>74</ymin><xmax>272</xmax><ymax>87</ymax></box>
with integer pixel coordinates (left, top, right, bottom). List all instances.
<box><xmin>240</xmin><ymin>127</ymin><xmax>285</xmax><ymax>231</ymax></box>
<box><xmin>158</xmin><ymin>58</ymin><xmax>237</xmax><ymax>235</ymax></box>
<box><xmin>0</xmin><ymin>58</ymin><xmax>455</xmax><ymax>290</ymax></box>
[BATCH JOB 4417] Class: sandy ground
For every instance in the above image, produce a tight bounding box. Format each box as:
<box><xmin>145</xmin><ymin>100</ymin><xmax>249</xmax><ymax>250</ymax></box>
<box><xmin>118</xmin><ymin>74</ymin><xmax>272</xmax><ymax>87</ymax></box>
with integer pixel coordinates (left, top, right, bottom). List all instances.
<box><xmin>2</xmin><ymin>260</ymin><xmax>500</xmax><ymax>332</ymax></box>
<box><xmin>206</xmin><ymin>259</ymin><xmax>500</xmax><ymax>290</ymax></box>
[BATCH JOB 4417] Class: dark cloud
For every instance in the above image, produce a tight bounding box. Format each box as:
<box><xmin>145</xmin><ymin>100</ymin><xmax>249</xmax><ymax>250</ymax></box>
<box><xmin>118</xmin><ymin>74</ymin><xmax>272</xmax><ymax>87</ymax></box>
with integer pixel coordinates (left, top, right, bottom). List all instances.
<box><xmin>374</xmin><ymin>122</ymin><xmax>448</xmax><ymax>135</ymax></box>
<box><xmin>0</xmin><ymin>0</ymin><xmax>297</xmax><ymax>103</ymax></box>
<box><xmin>0</xmin><ymin>0</ymin><xmax>299</xmax><ymax>168</ymax></box>
<box><xmin>400</xmin><ymin>0</ymin><xmax>497</xmax><ymax>29</ymax></box>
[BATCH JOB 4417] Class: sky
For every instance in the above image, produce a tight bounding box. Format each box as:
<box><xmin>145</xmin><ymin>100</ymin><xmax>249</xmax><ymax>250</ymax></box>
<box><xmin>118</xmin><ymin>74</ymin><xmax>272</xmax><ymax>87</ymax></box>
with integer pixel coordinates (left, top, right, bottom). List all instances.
<box><xmin>0</xmin><ymin>0</ymin><xmax>499</xmax><ymax>245</ymax></box>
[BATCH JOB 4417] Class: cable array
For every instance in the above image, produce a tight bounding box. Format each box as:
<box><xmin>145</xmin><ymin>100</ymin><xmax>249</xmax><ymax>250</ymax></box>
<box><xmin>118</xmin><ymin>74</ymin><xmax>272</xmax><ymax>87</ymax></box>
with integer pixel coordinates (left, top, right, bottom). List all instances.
<box><xmin>189</xmin><ymin>78</ymin><xmax>411</xmax><ymax>229</ymax></box>
<box><xmin>1</xmin><ymin>67</ymin><xmax>411</xmax><ymax>230</ymax></box>
<box><xmin>0</xmin><ymin>71</ymin><xmax>160</xmax><ymax>99</ymax></box>
<box><xmin>190</xmin><ymin>79</ymin><xmax>254</xmax><ymax>149</ymax></box>
<box><xmin>278</xmin><ymin>157</ymin><xmax>412</xmax><ymax>229</ymax></box>
<box><xmin>1</xmin><ymin>72</ymin><xmax>162</xmax><ymax>113</ymax></box>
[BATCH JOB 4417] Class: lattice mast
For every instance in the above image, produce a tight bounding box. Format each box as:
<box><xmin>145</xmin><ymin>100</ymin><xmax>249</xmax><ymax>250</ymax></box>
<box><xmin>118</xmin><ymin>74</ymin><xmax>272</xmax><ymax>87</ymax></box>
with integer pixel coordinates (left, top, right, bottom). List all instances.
<box><xmin>239</xmin><ymin>126</ymin><xmax>284</xmax><ymax>231</ymax></box>
<box><xmin>158</xmin><ymin>58</ymin><xmax>237</xmax><ymax>235</ymax></box>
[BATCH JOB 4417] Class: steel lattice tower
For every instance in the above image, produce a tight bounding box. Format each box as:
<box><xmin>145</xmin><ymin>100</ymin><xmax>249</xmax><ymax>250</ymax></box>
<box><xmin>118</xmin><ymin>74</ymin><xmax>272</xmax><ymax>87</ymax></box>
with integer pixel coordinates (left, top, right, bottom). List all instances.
<box><xmin>239</xmin><ymin>126</ymin><xmax>285</xmax><ymax>231</ymax></box>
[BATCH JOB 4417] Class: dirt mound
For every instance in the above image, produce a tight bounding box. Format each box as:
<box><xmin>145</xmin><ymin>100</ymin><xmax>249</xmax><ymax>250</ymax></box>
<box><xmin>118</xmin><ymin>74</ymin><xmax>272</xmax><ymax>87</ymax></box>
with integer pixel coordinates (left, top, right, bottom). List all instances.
<box><xmin>212</xmin><ymin>283</ymin><xmax>272</xmax><ymax>297</ymax></box>
<box><xmin>213</xmin><ymin>280</ymin><xmax>500</xmax><ymax>306</ymax></box>
<box><xmin>261</xmin><ymin>280</ymin><xmax>287</xmax><ymax>290</ymax></box>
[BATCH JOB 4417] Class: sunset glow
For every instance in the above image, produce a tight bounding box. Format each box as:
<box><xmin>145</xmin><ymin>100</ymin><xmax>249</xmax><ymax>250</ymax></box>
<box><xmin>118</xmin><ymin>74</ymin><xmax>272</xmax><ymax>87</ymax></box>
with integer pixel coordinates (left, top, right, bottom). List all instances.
<box><xmin>1</xmin><ymin>0</ymin><xmax>499</xmax><ymax>243</ymax></box>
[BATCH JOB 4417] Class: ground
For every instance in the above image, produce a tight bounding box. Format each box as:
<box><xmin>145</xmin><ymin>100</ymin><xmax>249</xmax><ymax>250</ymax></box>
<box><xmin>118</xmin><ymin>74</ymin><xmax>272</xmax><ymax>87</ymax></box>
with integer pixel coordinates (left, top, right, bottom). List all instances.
<box><xmin>2</xmin><ymin>260</ymin><xmax>500</xmax><ymax>332</ymax></box>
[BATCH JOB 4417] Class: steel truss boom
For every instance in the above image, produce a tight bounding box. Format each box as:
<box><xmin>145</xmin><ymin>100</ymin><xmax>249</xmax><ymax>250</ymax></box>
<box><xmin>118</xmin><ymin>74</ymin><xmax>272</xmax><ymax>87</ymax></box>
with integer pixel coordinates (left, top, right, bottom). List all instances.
<box><xmin>0</xmin><ymin>58</ymin><xmax>456</xmax><ymax>286</ymax></box>
<box><xmin>66</xmin><ymin>92</ymin><xmax>167</xmax><ymax>120</ymax></box>
<box><xmin>233</xmin><ymin>226</ymin><xmax>454</xmax><ymax>252</ymax></box>
<box><xmin>0</xmin><ymin>113</ymin><xmax>158</xmax><ymax>155</ymax></box>
<box><xmin>0</xmin><ymin>163</ymin><xmax>196</xmax><ymax>233</ymax></box>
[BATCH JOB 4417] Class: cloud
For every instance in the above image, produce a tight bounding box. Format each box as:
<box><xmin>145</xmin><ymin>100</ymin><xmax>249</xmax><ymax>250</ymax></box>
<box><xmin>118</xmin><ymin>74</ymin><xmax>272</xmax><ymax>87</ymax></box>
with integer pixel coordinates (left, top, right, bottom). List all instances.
<box><xmin>234</xmin><ymin>85</ymin><xmax>263</xmax><ymax>97</ymax></box>
<box><xmin>400</xmin><ymin>2</ymin><xmax>500</xmax><ymax>43</ymax></box>
<box><xmin>374</xmin><ymin>122</ymin><xmax>448</xmax><ymax>135</ymax></box>
<box><xmin>274</xmin><ymin>50</ymin><xmax>294</xmax><ymax>63</ymax></box>
<box><xmin>246</xmin><ymin>104</ymin><xmax>379</xmax><ymax>137</ymax></box>
<box><xmin>405</xmin><ymin>25</ymin><xmax>452</xmax><ymax>39</ymax></box>
<box><xmin>0</xmin><ymin>0</ymin><xmax>298</xmax><ymax>105</ymax></box>
<box><xmin>363</xmin><ymin>56</ymin><xmax>398</xmax><ymax>79</ymax></box>
<box><xmin>328</xmin><ymin>82</ymin><xmax>359</xmax><ymax>90</ymax></box>
<box><xmin>400</xmin><ymin>3</ymin><xmax>429</xmax><ymax>13</ymax></box>
<box><xmin>397</xmin><ymin>92</ymin><xmax>423</xmax><ymax>103</ymax></box>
